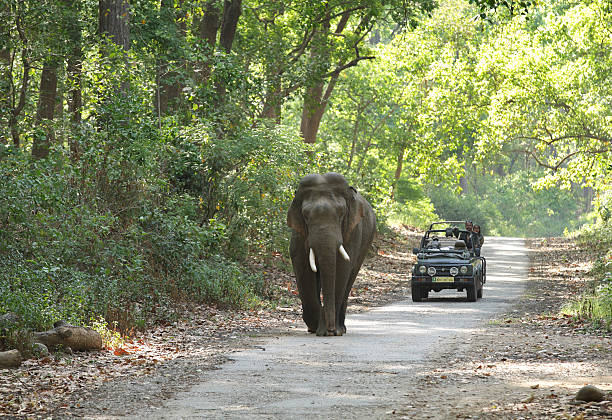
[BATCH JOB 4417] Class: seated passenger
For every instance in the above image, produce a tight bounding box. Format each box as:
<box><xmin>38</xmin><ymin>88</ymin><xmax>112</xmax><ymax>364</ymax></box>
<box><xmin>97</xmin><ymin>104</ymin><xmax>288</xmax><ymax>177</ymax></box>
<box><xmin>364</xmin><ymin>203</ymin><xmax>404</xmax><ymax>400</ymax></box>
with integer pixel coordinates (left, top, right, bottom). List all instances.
<box><xmin>427</xmin><ymin>237</ymin><xmax>440</xmax><ymax>249</ymax></box>
<box><xmin>458</xmin><ymin>220</ymin><xmax>473</xmax><ymax>244</ymax></box>
<box><xmin>472</xmin><ymin>224</ymin><xmax>484</xmax><ymax>247</ymax></box>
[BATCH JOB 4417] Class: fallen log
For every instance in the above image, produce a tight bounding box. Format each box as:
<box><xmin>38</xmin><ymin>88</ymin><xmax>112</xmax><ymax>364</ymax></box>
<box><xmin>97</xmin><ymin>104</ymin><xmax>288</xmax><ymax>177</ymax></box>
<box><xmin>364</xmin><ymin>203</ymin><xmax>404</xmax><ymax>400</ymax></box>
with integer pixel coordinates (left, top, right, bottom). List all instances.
<box><xmin>32</xmin><ymin>321</ymin><xmax>103</xmax><ymax>351</ymax></box>
<box><xmin>0</xmin><ymin>349</ymin><xmax>22</xmax><ymax>368</ymax></box>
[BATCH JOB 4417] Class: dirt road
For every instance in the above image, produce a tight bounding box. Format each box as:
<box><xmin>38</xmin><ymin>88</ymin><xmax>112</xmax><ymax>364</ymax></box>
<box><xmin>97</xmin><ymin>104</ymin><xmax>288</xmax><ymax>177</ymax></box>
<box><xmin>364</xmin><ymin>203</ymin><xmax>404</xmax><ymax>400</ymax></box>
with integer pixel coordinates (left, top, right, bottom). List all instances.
<box><xmin>136</xmin><ymin>237</ymin><xmax>527</xmax><ymax>419</ymax></box>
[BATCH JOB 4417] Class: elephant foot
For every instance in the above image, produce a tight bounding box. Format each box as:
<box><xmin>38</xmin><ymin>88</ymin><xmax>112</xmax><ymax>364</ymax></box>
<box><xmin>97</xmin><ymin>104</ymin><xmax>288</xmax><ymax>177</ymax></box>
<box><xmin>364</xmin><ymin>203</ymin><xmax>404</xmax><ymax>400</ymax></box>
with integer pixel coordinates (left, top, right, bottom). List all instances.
<box><xmin>315</xmin><ymin>327</ymin><xmax>343</xmax><ymax>336</ymax></box>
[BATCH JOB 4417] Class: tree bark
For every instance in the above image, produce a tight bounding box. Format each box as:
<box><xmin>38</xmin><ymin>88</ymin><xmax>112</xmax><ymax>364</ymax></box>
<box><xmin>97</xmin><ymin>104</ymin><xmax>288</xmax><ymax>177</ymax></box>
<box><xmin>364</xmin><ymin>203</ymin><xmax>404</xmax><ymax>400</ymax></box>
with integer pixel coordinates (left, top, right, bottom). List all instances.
<box><xmin>214</xmin><ymin>0</ymin><xmax>242</xmax><ymax>99</ymax></box>
<box><xmin>32</xmin><ymin>60</ymin><xmax>58</xmax><ymax>159</ymax></box>
<box><xmin>196</xmin><ymin>0</ymin><xmax>221</xmax><ymax>85</ymax></box>
<box><xmin>299</xmin><ymin>10</ymin><xmax>351</xmax><ymax>144</ymax></box>
<box><xmin>33</xmin><ymin>321</ymin><xmax>103</xmax><ymax>351</ymax></box>
<box><xmin>218</xmin><ymin>0</ymin><xmax>241</xmax><ymax>54</ymax></box>
<box><xmin>98</xmin><ymin>0</ymin><xmax>130</xmax><ymax>52</ymax></box>
<box><xmin>260</xmin><ymin>72</ymin><xmax>282</xmax><ymax>122</ymax></box>
<box><xmin>99</xmin><ymin>0</ymin><xmax>130</xmax><ymax>95</ymax></box>
<box><xmin>9</xmin><ymin>49</ymin><xmax>30</xmax><ymax>147</ymax></box>
<box><xmin>0</xmin><ymin>48</ymin><xmax>10</xmax><ymax>145</ymax></box>
<box><xmin>66</xmin><ymin>0</ymin><xmax>83</xmax><ymax>160</ymax></box>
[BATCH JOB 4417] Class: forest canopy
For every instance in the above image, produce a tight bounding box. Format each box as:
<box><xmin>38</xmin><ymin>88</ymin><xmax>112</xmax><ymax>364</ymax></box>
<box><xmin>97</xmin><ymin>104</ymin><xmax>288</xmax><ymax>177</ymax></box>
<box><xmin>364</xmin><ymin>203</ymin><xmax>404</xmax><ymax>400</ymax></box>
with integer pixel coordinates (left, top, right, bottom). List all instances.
<box><xmin>0</xmin><ymin>0</ymin><xmax>610</xmax><ymax>333</ymax></box>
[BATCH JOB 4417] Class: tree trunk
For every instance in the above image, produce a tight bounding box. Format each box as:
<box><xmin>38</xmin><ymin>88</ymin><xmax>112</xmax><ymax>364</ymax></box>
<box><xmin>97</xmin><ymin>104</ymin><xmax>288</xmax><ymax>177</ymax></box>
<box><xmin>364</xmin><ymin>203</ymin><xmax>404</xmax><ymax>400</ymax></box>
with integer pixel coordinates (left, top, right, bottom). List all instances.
<box><xmin>9</xmin><ymin>49</ymin><xmax>31</xmax><ymax>147</ymax></box>
<box><xmin>214</xmin><ymin>0</ymin><xmax>242</xmax><ymax>98</ymax></box>
<box><xmin>33</xmin><ymin>321</ymin><xmax>103</xmax><ymax>351</ymax></box>
<box><xmin>196</xmin><ymin>0</ymin><xmax>221</xmax><ymax>84</ymax></box>
<box><xmin>218</xmin><ymin>0</ymin><xmax>241</xmax><ymax>53</ymax></box>
<box><xmin>0</xmin><ymin>48</ymin><xmax>10</xmax><ymax>145</ymax></box>
<box><xmin>260</xmin><ymin>72</ymin><xmax>282</xmax><ymax>122</ymax></box>
<box><xmin>459</xmin><ymin>161</ymin><xmax>469</xmax><ymax>194</ymax></box>
<box><xmin>98</xmin><ymin>0</ymin><xmax>130</xmax><ymax>52</ymax></box>
<box><xmin>66</xmin><ymin>0</ymin><xmax>83</xmax><ymax>160</ymax></box>
<box><xmin>299</xmin><ymin>11</ymin><xmax>350</xmax><ymax>144</ymax></box>
<box><xmin>391</xmin><ymin>145</ymin><xmax>406</xmax><ymax>199</ymax></box>
<box><xmin>459</xmin><ymin>175</ymin><xmax>468</xmax><ymax>194</ymax></box>
<box><xmin>99</xmin><ymin>0</ymin><xmax>130</xmax><ymax>95</ymax></box>
<box><xmin>346</xmin><ymin>114</ymin><xmax>360</xmax><ymax>170</ymax></box>
<box><xmin>32</xmin><ymin>61</ymin><xmax>58</xmax><ymax>159</ymax></box>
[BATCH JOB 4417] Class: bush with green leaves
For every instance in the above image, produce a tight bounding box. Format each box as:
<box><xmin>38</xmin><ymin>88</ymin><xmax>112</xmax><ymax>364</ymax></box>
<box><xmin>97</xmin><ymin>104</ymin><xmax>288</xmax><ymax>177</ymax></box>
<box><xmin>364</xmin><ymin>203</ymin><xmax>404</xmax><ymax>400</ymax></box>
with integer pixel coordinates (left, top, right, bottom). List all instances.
<box><xmin>0</xmin><ymin>142</ymin><xmax>274</xmax><ymax>340</ymax></box>
<box><xmin>425</xmin><ymin>170</ymin><xmax>587</xmax><ymax>237</ymax></box>
<box><xmin>167</xmin><ymin>122</ymin><xmax>314</xmax><ymax>259</ymax></box>
<box><xmin>562</xmin><ymin>219</ymin><xmax>612</xmax><ymax>330</ymax></box>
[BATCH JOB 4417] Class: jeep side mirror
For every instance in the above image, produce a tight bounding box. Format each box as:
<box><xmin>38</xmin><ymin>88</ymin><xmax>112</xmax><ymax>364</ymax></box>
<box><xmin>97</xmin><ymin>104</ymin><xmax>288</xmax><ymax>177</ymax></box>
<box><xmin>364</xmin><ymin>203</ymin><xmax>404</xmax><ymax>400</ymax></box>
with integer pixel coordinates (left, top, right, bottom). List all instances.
<box><xmin>413</xmin><ymin>247</ymin><xmax>419</xmax><ymax>255</ymax></box>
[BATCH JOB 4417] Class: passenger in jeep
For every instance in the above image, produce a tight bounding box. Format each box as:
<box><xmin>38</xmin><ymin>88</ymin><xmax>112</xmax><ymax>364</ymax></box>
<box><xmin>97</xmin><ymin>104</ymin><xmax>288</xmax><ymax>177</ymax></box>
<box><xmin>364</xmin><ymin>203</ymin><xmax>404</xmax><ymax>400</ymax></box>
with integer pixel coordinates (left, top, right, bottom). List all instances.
<box><xmin>456</xmin><ymin>220</ymin><xmax>473</xmax><ymax>243</ymax></box>
<box><xmin>472</xmin><ymin>224</ymin><xmax>484</xmax><ymax>247</ymax></box>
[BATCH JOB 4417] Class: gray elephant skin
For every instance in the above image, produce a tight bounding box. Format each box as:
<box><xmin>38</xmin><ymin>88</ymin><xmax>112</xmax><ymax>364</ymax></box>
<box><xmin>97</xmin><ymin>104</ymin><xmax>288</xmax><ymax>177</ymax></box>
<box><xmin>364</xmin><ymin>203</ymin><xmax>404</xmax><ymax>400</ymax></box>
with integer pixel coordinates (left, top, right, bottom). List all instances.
<box><xmin>287</xmin><ymin>173</ymin><xmax>376</xmax><ymax>336</ymax></box>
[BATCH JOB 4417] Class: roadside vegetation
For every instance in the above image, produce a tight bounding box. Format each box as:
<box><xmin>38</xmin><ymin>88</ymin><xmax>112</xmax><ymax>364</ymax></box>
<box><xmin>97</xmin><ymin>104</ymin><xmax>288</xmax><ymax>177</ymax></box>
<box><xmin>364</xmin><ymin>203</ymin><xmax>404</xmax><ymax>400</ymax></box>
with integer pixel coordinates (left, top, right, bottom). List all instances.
<box><xmin>562</xmin><ymin>191</ymin><xmax>612</xmax><ymax>330</ymax></box>
<box><xmin>1</xmin><ymin>0</ymin><xmax>610</xmax><ymax>351</ymax></box>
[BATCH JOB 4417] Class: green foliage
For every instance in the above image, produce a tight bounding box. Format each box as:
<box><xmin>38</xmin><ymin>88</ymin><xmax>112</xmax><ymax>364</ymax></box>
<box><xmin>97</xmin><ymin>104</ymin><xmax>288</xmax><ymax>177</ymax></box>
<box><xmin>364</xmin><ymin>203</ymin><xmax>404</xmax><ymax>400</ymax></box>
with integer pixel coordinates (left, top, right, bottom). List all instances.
<box><xmin>426</xmin><ymin>170</ymin><xmax>586</xmax><ymax>237</ymax></box>
<box><xmin>0</xmin><ymin>145</ymin><xmax>270</xmax><ymax>337</ymax></box>
<box><xmin>387</xmin><ymin>198</ymin><xmax>438</xmax><ymax>230</ymax></box>
<box><xmin>2</xmin><ymin>0</ymin><xmax>611</xmax><ymax>344</ymax></box>
<box><xmin>168</xmin><ymin>122</ymin><xmax>313</xmax><ymax>259</ymax></box>
<box><xmin>561</xmin><ymin>245</ymin><xmax>612</xmax><ymax>331</ymax></box>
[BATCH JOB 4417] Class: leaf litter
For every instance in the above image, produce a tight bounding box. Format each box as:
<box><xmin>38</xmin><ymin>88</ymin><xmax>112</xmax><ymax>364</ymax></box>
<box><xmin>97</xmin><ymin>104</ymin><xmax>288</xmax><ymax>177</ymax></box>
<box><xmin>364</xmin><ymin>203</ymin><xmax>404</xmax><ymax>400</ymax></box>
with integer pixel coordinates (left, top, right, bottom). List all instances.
<box><xmin>3</xmin><ymin>233</ymin><xmax>609</xmax><ymax>419</ymax></box>
<box><xmin>0</xmin><ymin>227</ymin><xmax>420</xmax><ymax>418</ymax></box>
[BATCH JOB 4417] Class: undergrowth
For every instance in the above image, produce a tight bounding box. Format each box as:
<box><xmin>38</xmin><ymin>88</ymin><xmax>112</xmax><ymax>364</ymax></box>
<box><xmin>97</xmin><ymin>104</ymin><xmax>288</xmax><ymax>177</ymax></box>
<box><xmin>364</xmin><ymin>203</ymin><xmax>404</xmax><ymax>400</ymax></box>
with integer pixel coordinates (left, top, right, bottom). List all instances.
<box><xmin>562</xmin><ymin>221</ymin><xmax>612</xmax><ymax>331</ymax></box>
<box><xmin>0</xmin><ymin>125</ymin><xmax>303</xmax><ymax>345</ymax></box>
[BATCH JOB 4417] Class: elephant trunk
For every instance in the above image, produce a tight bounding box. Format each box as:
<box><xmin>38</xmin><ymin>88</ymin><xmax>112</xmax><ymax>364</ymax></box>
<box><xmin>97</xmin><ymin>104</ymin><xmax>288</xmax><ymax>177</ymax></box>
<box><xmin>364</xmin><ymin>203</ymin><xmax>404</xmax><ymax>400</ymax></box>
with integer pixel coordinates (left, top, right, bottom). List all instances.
<box><xmin>317</xmin><ymin>246</ymin><xmax>337</xmax><ymax>334</ymax></box>
<box><xmin>308</xmin><ymin>227</ymin><xmax>343</xmax><ymax>334</ymax></box>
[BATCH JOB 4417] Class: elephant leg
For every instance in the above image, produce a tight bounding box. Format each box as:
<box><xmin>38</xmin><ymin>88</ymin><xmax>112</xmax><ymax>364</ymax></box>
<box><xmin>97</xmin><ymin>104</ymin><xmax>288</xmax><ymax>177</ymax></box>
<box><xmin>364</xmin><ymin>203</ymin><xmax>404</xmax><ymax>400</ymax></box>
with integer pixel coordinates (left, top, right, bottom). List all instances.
<box><xmin>290</xmin><ymin>236</ymin><xmax>321</xmax><ymax>333</ymax></box>
<box><xmin>297</xmin><ymin>270</ymin><xmax>321</xmax><ymax>333</ymax></box>
<box><xmin>338</xmin><ymin>272</ymin><xmax>357</xmax><ymax>334</ymax></box>
<box><xmin>330</xmin><ymin>261</ymin><xmax>353</xmax><ymax>336</ymax></box>
<box><xmin>338</xmin><ymin>258</ymin><xmax>365</xmax><ymax>334</ymax></box>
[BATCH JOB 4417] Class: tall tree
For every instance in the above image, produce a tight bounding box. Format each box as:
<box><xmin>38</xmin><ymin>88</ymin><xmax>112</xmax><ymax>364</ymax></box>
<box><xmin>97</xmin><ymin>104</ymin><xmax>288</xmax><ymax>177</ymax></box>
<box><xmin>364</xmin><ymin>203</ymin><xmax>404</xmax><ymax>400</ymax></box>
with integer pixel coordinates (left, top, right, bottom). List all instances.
<box><xmin>65</xmin><ymin>0</ymin><xmax>83</xmax><ymax>160</ymax></box>
<box><xmin>155</xmin><ymin>0</ymin><xmax>186</xmax><ymax>118</ymax></box>
<box><xmin>99</xmin><ymin>0</ymin><xmax>130</xmax><ymax>52</ymax></box>
<box><xmin>5</xmin><ymin>1</ymin><xmax>32</xmax><ymax>148</ymax></box>
<box><xmin>98</xmin><ymin>0</ymin><xmax>130</xmax><ymax>95</ymax></box>
<box><xmin>0</xmin><ymin>47</ymin><xmax>10</xmax><ymax>145</ymax></box>
<box><xmin>31</xmin><ymin>59</ymin><xmax>58</xmax><ymax>158</ymax></box>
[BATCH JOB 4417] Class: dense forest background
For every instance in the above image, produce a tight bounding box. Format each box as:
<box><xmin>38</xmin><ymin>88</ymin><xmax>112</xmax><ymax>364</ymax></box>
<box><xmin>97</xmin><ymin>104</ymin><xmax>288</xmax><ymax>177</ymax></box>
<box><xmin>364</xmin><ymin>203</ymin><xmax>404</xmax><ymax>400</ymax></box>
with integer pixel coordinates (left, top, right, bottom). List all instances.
<box><xmin>0</xmin><ymin>0</ymin><xmax>610</xmax><ymax>337</ymax></box>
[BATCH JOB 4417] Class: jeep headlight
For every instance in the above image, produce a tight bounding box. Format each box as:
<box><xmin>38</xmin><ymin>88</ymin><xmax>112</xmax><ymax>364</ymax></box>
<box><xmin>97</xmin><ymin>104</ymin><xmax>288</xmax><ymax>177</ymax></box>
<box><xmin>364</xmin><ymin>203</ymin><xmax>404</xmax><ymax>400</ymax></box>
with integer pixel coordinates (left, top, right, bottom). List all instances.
<box><xmin>427</xmin><ymin>266</ymin><xmax>436</xmax><ymax>276</ymax></box>
<box><xmin>419</xmin><ymin>265</ymin><xmax>427</xmax><ymax>274</ymax></box>
<box><xmin>460</xmin><ymin>265</ymin><xmax>469</xmax><ymax>274</ymax></box>
<box><xmin>450</xmin><ymin>267</ymin><xmax>459</xmax><ymax>276</ymax></box>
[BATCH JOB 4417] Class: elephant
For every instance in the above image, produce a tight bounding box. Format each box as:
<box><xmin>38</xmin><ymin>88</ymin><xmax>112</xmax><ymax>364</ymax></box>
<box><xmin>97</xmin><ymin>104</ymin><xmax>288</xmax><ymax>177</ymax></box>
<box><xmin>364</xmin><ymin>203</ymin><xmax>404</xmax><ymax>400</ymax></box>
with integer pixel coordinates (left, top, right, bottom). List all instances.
<box><xmin>287</xmin><ymin>172</ymin><xmax>376</xmax><ymax>336</ymax></box>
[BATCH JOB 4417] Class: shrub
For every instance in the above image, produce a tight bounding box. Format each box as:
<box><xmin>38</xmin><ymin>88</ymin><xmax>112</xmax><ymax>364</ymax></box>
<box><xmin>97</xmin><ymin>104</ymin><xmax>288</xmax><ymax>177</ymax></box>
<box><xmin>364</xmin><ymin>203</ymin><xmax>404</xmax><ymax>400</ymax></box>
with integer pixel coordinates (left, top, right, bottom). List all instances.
<box><xmin>0</xmin><ymin>144</ymin><xmax>274</xmax><ymax>337</ymax></box>
<box><xmin>562</xmin><ymin>223</ymin><xmax>612</xmax><ymax>330</ymax></box>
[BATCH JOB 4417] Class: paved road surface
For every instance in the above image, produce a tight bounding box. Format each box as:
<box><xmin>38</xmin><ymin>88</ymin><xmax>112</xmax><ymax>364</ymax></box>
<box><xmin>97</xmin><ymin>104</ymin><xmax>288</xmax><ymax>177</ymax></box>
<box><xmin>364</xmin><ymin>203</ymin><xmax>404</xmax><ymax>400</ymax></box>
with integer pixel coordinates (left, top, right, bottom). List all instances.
<box><xmin>141</xmin><ymin>237</ymin><xmax>529</xmax><ymax>419</ymax></box>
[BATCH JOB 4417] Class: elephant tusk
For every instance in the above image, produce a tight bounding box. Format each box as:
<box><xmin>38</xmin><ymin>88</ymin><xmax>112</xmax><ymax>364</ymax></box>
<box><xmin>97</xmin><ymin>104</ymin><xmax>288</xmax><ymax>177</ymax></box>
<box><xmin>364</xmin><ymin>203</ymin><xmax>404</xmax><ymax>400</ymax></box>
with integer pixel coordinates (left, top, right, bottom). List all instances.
<box><xmin>339</xmin><ymin>244</ymin><xmax>350</xmax><ymax>262</ymax></box>
<box><xmin>309</xmin><ymin>248</ymin><xmax>317</xmax><ymax>272</ymax></box>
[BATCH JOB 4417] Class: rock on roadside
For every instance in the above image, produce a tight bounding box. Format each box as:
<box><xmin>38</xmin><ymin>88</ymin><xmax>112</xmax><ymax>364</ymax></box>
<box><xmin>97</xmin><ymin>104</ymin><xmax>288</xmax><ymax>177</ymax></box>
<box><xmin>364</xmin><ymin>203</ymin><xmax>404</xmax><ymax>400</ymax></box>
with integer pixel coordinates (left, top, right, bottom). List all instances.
<box><xmin>575</xmin><ymin>385</ymin><xmax>605</xmax><ymax>402</ymax></box>
<box><xmin>0</xmin><ymin>349</ymin><xmax>22</xmax><ymax>368</ymax></box>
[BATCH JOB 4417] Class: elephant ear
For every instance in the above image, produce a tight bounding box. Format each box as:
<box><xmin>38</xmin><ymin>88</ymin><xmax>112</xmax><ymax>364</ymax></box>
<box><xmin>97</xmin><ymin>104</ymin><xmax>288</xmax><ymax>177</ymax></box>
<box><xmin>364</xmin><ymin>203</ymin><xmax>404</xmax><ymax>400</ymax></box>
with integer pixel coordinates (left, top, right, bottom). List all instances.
<box><xmin>287</xmin><ymin>198</ymin><xmax>306</xmax><ymax>237</ymax></box>
<box><xmin>343</xmin><ymin>186</ymin><xmax>365</xmax><ymax>243</ymax></box>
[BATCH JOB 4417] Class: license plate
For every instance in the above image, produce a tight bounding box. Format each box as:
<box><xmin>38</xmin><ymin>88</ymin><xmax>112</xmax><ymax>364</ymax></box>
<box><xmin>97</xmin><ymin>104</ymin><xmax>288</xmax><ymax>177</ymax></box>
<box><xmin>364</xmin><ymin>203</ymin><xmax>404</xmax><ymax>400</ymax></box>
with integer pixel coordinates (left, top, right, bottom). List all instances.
<box><xmin>432</xmin><ymin>277</ymin><xmax>454</xmax><ymax>282</ymax></box>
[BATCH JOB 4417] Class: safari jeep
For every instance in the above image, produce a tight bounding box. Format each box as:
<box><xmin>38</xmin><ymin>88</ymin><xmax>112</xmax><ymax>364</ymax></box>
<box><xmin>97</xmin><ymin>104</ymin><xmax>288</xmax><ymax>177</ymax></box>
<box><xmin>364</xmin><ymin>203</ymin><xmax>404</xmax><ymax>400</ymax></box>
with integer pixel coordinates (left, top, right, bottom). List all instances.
<box><xmin>411</xmin><ymin>221</ymin><xmax>486</xmax><ymax>302</ymax></box>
